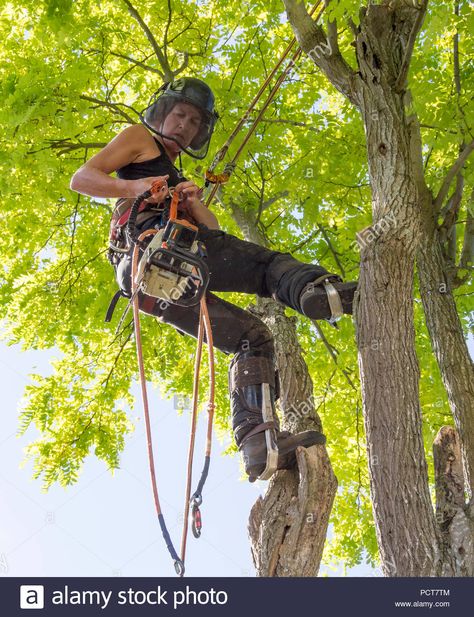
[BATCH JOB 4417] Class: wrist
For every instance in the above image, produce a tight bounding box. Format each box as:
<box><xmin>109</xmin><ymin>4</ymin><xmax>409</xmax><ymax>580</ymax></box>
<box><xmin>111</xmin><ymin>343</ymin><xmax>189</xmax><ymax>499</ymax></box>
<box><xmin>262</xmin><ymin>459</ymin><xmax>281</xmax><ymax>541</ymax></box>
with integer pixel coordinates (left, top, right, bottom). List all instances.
<box><xmin>117</xmin><ymin>178</ymin><xmax>135</xmax><ymax>198</ymax></box>
<box><xmin>185</xmin><ymin>198</ymin><xmax>204</xmax><ymax>212</ymax></box>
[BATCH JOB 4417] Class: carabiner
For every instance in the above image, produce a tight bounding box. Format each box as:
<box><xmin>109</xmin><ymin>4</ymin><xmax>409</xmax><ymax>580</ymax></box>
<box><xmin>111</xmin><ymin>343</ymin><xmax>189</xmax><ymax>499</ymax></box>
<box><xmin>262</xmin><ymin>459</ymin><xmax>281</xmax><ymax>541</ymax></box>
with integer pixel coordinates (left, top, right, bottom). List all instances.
<box><xmin>191</xmin><ymin>492</ymin><xmax>203</xmax><ymax>507</ymax></box>
<box><xmin>174</xmin><ymin>559</ymin><xmax>185</xmax><ymax>576</ymax></box>
<box><xmin>191</xmin><ymin>503</ymin><xmax>202</xmax><ymax>538</ymax></box>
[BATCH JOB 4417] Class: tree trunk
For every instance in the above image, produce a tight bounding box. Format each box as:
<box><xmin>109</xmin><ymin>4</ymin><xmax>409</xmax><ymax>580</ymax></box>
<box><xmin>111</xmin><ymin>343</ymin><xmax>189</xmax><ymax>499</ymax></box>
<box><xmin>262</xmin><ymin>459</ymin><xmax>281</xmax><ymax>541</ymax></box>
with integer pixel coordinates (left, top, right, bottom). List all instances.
<box><xmin>284</xmin><ymin>0</ymin><xmax>474</xmax><ymax>576</ymax></box>
<box><xmin>433</xmin><ymin>426</ymin><xmax>474</xmax><ymax>576</ymax></box>
<box><xmin>350</xmin><ymin>3</ymin><xmax>446</xmax><ymax>576</ymax></box>
<box><xmin>418</xmin><ymin>216</ymin><xmax>474</xmax><ymax>503</ymax></box>
<box><xmin>248</xmin><ymin>298</ymin><xmax>337</xmax><ymax>576</ymax></box>
<box><xmin>230</xmin><ymin>201</ymin><xmax>337</xmax><ymax>576</ymax></box>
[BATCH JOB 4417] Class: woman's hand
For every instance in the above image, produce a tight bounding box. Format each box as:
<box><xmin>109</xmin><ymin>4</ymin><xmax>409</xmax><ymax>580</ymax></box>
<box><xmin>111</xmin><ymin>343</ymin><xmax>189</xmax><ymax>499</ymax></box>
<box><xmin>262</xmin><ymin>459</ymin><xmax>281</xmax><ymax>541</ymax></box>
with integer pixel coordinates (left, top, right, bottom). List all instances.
<box><xmin>127</xmin><ymin>175</ymin><xmax>170</xmax><ymax>203</ymax></box>
<box><xmin>175</xmin><ymin>180</ymin><xmax>220</xmax><ymax>229</ymax></box>
<box><xmin>174</xmin><ymin>180</ymin><xmax>204</xmax><ymax>213</ymax></box>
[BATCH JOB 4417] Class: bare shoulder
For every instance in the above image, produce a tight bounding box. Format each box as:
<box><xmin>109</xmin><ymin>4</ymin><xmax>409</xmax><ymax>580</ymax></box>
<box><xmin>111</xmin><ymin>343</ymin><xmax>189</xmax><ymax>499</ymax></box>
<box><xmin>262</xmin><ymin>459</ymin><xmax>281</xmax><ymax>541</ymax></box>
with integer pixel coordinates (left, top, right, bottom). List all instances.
<box><xmin>82</xmin><ymin>124</ymin><xmax>159</xmax><ymax>174</ymax></box>
<box><xmin>116</xmin><ymin>124</ymin><xmax>159</xmax><ymax>163</ymax></box>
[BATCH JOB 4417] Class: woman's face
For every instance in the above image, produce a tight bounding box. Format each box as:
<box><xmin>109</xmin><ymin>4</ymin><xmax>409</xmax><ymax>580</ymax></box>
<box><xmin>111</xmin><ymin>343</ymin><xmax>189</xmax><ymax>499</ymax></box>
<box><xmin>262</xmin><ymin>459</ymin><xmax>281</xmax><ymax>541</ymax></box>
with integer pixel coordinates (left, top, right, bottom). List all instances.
<box><xmin>159</xmin><ymin>101</ymin><xmax>202</xmax><ymax>153</ymax></box>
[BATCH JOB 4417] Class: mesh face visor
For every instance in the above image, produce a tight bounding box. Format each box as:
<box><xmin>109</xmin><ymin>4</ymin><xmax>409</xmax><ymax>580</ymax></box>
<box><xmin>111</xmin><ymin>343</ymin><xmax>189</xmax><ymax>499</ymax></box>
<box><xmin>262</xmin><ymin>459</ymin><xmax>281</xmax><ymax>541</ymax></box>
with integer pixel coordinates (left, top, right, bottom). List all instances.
<box><xmin>140</xmin><ymin>78</ymin><xmax>218</xmax><ymax>160</ymax></box>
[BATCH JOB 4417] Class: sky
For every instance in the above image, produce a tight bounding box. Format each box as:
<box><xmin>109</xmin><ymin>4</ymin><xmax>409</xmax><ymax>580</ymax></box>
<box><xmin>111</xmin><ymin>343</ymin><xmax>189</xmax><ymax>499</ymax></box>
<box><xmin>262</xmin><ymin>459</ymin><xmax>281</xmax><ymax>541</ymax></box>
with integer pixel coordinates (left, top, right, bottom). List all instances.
<box><xmin>0</xmin><ymin>339</ymin><xmax>377</xmax><ymax>578</ymax></box>
<box><xmin>3</xmin><ymin>332</ymin><xmax>472</xmax><ymax>578</ymax></box>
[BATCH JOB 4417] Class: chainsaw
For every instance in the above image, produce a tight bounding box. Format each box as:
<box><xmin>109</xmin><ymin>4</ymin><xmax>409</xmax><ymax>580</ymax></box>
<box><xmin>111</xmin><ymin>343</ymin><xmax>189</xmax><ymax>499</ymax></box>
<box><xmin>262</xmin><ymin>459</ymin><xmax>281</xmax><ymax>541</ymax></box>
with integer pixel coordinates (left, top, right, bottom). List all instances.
<box><xmin>127</xmin><ymin>181</ymin><xmax>210</xmax><ymax>308</ymax></box>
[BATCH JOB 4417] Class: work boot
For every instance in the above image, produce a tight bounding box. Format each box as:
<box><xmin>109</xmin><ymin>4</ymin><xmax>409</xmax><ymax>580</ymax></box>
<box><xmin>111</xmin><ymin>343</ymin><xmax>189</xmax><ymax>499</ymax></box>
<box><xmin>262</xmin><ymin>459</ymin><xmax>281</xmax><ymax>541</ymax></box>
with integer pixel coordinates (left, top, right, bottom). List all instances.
<box><xmin>229</xmin><ymin>351</ymin><xmax>326</xmax><ymax>482</ymax></box>
<box><xmin>300</xmin><ymin>275</ymin><xmax>357</xmax><ymax>324</ymax></box>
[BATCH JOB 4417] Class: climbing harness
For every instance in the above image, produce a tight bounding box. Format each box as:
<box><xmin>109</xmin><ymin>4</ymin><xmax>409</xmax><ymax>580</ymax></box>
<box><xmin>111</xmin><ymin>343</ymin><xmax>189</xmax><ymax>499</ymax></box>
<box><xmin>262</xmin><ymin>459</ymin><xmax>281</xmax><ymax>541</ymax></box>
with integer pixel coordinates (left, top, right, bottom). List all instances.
<box><xmin>124</xmin><ymin>181</ymin><xmax>215</xmax><ymax>576</ymax></box>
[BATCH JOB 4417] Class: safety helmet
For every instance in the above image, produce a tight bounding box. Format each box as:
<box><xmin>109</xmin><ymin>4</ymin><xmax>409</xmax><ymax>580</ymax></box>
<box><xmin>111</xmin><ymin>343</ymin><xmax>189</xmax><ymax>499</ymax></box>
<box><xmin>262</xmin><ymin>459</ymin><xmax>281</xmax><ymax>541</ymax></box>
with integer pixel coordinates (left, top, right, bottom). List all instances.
<box><xmin>140</xmin><ymin>77</ymin><xmax>218</xmax><ymax>159</ymax></box>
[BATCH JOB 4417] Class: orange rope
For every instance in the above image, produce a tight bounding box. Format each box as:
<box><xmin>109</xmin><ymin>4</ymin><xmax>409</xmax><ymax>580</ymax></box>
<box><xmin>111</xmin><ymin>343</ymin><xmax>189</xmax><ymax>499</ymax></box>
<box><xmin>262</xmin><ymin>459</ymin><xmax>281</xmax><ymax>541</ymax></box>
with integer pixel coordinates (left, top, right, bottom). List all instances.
<box><xmin>131</xmin><ymin>229</ymin><xmax>161</xmax><ymax>517</ymax></box>
<box><xmin>179</xmin><ymin>295</ymin><xmax>215</xmax><ymax>571</ymax></box>
<box><xmin>131</xmin><ymin>229</ymin><xmax>185</xmax><ymax>575</ymax></box>
<box><xmin>130</xmin><ymin>211</ymin><xmax>215</xmax><ymax>576</ymax></box>
<box><xmin>202</xmin><ymin>299</ymin><xmax>215</xmax><ymax>457</ymax></box>
<box><xmin>180</xmin><ymin>307</ymin><xmax>205</xmax><ymax>568</ymax></box>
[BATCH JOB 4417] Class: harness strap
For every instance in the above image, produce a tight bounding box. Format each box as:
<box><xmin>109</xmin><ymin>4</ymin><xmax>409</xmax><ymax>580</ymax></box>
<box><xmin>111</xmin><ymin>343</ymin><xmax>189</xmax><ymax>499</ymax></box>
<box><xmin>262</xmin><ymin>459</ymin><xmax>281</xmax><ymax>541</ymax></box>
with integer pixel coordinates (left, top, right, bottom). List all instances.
<box><xmin>105</xmin><ymin>289</ymin><xmax>125</xmax><ymax>323</ymax></box>
<box><xmin>239</xmin><ymin>421</ymin><xmax>277</xmax><ymax>447</ymax></box>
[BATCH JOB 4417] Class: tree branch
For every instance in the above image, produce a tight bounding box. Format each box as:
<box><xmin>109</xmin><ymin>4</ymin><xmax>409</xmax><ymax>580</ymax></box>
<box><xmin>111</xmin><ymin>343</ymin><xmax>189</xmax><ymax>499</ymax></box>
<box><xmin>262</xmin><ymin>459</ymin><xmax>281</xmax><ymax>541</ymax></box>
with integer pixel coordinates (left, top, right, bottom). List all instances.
<box><xmin>80</xmin><ymin>95</ymin><xmax>138</xmax><ymax>124</ymax></box>
<box><xmin>433</xmin><ymin>426</ymin><xmax>466</xmax><ymax>521</ymax></box>
<box><xmin>420</xmin><ymin>123</ymin><xmax>458</xmax><ymax>136</ymax></box>
<box><xmin>312</xmin><ymin>320</ymin><xmax>357</xmax><ymax>390</ymax></box>
<box><xmin>439</xmin><ymin>173</ymin><xmax>464</xmax><ymax>268</ymax></box>
<box><xmin>228</xmin><ymin>26</ymin><xmax>262</xmax><ymax>92</ymax></box>
<box><xmin>454</xmin><ymin>0</ymin><xmax>462</xmax><ymax>97</ymax></box>
<box><xmin>173</xmin><ymin>51</ymin><xmax>189</xmax><ymax>77</ymax></box>
<box><xmin>394</xmin><ymin>0</ymin><xmax>429</xmax><ymax>92</ymax></box>
<box><xmin>105</xmin><ymin>49</ymin><xmax>163</xmax><ymax>76</ymax></box>
<box><xmin>255</xmin><ymin>117</ymin><xmax>323</xmax><ymax>133</ymax></box>
<box><xmin>325</xmin><ymin>1</ymin><xmax>340</xmax><ymax>58</ymax></box>
<box><xmin>459</xmin><ymin>191</ymin><xmax>474</xmax><ymax>271</ymax></box>
<box><xmin>283</xmin><ymin>0</ymin><xmax>358</xmax><ymax>106</ymax></box>
<box><xmin>440</xmin><ymin>173</ymin><xmax>464</xmax><ymax>232</ymax></box>
<box><xmin>433</xmin><ymin>426</ymin><xmax>473</xmax><ymax>576</ymax></box>
<box><xmin>433</xmin><ymin>139</ymin><xmax>474</xmax><ymax>213</ymax></box>
<box><xmin>317</xmin><ymin>222</ymin><xmax>346</xmax><ymax>277</ymax></box>
<box><xmin>122</xmin><ymin>0</ymin><xmax>173</xmax><ymax>81</ymax></box>
<box><xmin>28</xmin><ymin>140</ymin><xmax>107</xmax><ymax>156</ymax></box>
<box><xmin>261</xmin><ymin>190</ymin><xmax>290</xmax><ymax>212</ymax></box>
<box><xmin>163</xmin><ymin>0</ymin><xmax>173</xmax><ymax>59</ymax></box>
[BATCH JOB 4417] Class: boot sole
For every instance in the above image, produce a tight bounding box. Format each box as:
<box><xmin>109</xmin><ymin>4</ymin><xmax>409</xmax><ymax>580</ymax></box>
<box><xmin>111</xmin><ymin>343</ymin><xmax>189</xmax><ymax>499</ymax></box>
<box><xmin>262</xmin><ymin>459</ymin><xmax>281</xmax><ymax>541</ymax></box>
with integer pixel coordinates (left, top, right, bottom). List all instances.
<box><xmin>246</xmin><ymin>430</ymin><xmax>326</xmax><ymax>481</ymax></box>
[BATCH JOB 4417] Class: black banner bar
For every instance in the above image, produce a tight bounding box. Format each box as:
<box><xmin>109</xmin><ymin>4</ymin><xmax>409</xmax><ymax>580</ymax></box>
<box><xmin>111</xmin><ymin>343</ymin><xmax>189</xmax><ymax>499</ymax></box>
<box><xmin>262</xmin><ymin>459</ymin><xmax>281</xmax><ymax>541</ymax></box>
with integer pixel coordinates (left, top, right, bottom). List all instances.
<box><xmin>2</xmin><ymin>577</ymin><xmax>472</xmax><ymax>616</ymax></box>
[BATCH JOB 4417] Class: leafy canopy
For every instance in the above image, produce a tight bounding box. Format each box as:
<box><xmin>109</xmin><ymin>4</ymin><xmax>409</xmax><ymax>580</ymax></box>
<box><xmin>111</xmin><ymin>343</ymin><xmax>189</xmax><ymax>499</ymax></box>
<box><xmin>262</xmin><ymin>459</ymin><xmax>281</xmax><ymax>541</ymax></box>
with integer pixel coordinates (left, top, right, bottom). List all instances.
<box><xmin>0</xmin><ymin>0</ymin><xmax>472</xmax><ymax>570</ymax></box>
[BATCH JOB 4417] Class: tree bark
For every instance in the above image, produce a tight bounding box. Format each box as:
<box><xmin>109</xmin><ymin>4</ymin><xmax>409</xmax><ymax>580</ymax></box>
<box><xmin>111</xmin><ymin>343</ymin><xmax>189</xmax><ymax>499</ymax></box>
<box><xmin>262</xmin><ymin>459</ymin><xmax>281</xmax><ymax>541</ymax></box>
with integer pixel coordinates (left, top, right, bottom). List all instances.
<box><xmin>248</xmin><ymin>444</ymin><xmax>337</xmax><ymax>576</ymax></box>
<box><xmin>433</xmin><ymin>426</ymin><xmax>474</xmax><ymax>576</ymax></box>
<box><xmin>230</xmin><ymin>200</ymin><xmax>337</xmax><ymax>576</ymax></box>
<box><xmin>284</xmin><ymin>0</ymin><xmax>451</xmax><ymax>575</ymax></box>
<box><xmin>418</xmin><ymin>221</ymin><xmax>474</xmax><ymax>504</ymax></box>
<box><xmin>341</xmin><ymin>1</ymin><xmax>444</xmax><ymax>577</ymax></box>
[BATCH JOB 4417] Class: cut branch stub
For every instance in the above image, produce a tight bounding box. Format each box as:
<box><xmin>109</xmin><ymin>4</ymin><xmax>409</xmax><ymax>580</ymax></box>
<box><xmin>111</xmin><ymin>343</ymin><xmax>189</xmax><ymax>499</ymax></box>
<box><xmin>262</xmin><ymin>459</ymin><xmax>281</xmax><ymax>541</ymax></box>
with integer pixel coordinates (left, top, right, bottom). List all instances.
<box><xmin>248</xmin><ymin>444</ymin><xmax>337</xmax><ymax>576</ymax></box>
<box><xmin>434</xmin><ymin>426</ymin><xmax>466</xmax><ymax>527</ymax></box>
<box><xmin>433</xmin><ymin>426</ymin><xmax>474</xmax><ymax>576</ymax></box>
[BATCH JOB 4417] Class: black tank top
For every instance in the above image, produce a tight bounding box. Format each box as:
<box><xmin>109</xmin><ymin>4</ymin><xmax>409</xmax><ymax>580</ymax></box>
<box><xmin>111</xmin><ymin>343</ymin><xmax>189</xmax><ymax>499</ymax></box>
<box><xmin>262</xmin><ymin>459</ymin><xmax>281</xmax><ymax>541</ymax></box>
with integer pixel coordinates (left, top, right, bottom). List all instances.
<box><xmin>116</xmin><ymin>138</ymin><xmax>186</xmax><ymax>186</ymax></box>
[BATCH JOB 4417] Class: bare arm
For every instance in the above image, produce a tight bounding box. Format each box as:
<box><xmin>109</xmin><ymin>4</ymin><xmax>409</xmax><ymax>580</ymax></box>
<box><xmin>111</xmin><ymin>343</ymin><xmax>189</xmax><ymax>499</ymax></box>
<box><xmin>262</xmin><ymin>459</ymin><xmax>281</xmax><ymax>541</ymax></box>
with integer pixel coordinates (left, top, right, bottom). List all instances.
<box><xmin>70</xmin><ymin>124</ymin><xmax>169</xmax><ymax>199</ymax></box>
<box><xmin>71</xmin><ymin>124</ymin><xmax>220</xmax><ymax>228</ymax></box>
<box><xmin>186</xmin><ymin>201</ymin><xmax>220</xmax><ymax>230</ymax></box>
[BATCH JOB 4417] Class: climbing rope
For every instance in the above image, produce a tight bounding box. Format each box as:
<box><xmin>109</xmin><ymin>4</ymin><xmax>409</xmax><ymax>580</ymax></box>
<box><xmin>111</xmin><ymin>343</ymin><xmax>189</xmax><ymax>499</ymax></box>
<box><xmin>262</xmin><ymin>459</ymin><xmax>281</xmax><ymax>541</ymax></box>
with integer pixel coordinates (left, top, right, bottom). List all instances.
<box><xmin>128</xmin><ymin>183</ymin><xmax>215</xmax><ymax>576</ymax></box>
<box><xmin>179</xmin><ymin>298</ymin><xmax>215</xmax><ymax>573</ymax></box>
<box><xmin>204</xmin><ymin>0</ymin><xmax>325</xmax><ymax>207</ymax></box>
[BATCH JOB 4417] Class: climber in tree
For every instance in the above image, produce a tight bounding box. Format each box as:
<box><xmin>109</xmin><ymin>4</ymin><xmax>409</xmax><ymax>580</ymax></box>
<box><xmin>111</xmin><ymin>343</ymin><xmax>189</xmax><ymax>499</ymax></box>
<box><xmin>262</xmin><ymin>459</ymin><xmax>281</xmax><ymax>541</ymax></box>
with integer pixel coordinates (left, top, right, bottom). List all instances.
<box><xmin>70</xmin><ymin>77</ymin><xmax>357</xmax><ymax>483</ymax></box>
